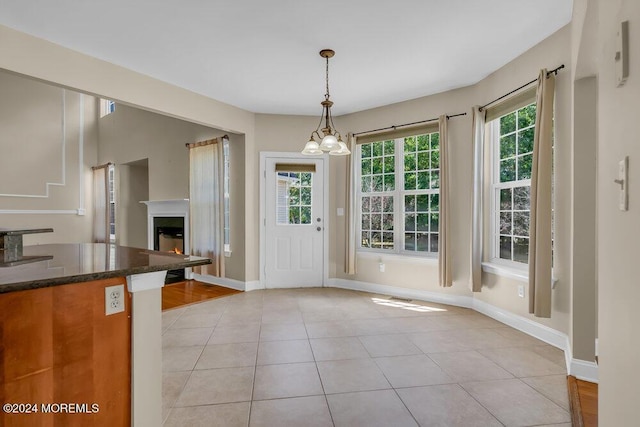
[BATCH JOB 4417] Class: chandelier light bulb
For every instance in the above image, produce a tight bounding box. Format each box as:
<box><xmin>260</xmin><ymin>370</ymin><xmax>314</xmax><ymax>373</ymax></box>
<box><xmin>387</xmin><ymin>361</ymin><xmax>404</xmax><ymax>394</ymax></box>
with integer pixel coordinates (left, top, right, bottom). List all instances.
<box><xmin>302</xmin><ymin>139</ymin><xmax>322</xmax><ymax>155</ymax></box>
<box><xmin>319</xmin><ymin>134</ymin><xmax>338</xmax><ymax>151</ymax></box>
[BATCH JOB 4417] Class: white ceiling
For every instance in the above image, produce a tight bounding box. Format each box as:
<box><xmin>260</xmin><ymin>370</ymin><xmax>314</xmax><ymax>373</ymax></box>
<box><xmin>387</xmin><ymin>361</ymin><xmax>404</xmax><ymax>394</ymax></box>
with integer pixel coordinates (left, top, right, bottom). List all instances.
<box><xmin>0</xmin><ymin>0</ymin><xmax>572</xmax><ymax>116</ymax></box>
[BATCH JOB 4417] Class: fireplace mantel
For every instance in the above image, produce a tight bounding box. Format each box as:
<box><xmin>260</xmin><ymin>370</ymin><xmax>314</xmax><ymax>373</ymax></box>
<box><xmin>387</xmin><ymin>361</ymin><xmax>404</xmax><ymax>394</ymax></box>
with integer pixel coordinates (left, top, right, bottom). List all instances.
<box><xmin>141</xmin><ymin>199</ymin><xmax>190</xmax><ymax>264</ymax></box>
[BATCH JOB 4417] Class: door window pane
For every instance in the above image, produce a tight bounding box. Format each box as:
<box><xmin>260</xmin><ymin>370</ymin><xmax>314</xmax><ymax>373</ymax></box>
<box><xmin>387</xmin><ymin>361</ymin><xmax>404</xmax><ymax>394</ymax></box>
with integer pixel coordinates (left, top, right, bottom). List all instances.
<box><xmin>276</xmin><ymin>172</ymin><xmax>312</xmax><ymax>225</ymax></box>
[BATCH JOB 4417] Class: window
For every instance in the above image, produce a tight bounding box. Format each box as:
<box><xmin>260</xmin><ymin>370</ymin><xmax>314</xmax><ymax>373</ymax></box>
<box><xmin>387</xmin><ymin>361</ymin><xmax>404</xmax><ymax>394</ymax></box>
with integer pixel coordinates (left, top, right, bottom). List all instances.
<box><xmin>357</xmin><ymin>130</ymin><xmax>440</xmax><ymax>255</ymax></box>
<box><xmin>100</xmin><ymin>99</ymin><xmax>116</xmax><ymax>117</ymax></box>
<box><xmin>490</xmin><ymin>103</ymin><xmax>536</xmax><ymax>265</ymax></box>
<box><xmin>276</xmin><ymin>172</ymin><xmax>313</xmax><ymax>225</ymax></box>
<box><xmin>108</xmin><ymin>164</ymin><xmax>116</xmax><ymax>243</ymax></box>
<box><xmin>223</xmin><ymin>139</ymin><xmax>231</xmax><ymax>253</ymax></box>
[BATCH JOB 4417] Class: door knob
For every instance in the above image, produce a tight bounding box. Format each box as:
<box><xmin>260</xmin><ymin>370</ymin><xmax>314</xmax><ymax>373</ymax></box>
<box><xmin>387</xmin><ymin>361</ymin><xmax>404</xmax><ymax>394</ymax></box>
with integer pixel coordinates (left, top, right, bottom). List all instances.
<box><xmin>316</xmin><ymin>227</ymin><xmax>322</xmax><ymax>231</ymax></box>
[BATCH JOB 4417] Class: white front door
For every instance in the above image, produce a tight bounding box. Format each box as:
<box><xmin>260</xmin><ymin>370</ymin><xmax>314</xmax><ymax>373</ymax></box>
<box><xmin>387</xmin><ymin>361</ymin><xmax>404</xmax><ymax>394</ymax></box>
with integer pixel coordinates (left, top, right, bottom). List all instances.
<box><xmin>264</xmin><ymin>156</ymin><xmax>325</xmax><ymax>287</ymax></box>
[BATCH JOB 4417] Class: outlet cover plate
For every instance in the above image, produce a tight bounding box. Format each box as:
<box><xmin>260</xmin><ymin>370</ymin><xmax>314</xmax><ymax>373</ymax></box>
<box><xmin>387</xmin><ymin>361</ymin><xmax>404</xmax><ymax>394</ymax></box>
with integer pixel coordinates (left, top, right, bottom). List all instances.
<box><xmin>105</xmin><ymin>284</ymin><xmax>125</xmax><ymax>315</ymax></box>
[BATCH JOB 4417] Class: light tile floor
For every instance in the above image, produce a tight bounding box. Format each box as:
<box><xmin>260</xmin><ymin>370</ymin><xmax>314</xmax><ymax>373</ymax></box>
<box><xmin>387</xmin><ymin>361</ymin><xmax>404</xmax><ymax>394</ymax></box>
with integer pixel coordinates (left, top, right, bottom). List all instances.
<box><xmin>162</xmin><ymin>288</ymin><xmax>570</xmax><ymax>427</ymax></box>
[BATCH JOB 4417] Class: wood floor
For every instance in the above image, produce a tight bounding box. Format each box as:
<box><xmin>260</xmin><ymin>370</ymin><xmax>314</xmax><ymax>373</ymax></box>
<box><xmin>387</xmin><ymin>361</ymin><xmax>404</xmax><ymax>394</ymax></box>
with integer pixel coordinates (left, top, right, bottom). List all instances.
<box><xmin>568</xmin><ymin>375</ymin><xmax>598</xmax><ymax>426</ymax></box>
<box><xmin>162</xmin><ymin>280</ymin><xmax>241</xmax><ymax>310</ymax></box>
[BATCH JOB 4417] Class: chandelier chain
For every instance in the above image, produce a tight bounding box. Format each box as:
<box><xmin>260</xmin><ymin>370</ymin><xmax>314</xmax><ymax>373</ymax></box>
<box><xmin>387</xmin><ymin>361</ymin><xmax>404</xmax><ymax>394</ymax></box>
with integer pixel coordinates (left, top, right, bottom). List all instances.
<box><xmin>325</xmin><ymin>55</ymin><xmax>330</xmax><ymax>100</ymax></box>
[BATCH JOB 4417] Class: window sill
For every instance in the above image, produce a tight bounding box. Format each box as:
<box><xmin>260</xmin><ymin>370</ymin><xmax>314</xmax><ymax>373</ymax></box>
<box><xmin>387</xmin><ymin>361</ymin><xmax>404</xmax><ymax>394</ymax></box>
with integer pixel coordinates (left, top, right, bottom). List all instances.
<box><xmin>482</xmin><ymin>261</ymin><xmax>558</xmax><ymax>288</ymax></box>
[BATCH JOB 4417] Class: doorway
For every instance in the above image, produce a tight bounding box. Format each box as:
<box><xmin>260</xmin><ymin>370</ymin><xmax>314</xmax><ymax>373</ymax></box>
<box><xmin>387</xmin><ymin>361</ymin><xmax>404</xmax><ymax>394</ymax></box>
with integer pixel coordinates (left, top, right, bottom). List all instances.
<box><xmin>260</xmin><ymin>153</ymin><xmax>328</xmax><ymax>288</ymax></box>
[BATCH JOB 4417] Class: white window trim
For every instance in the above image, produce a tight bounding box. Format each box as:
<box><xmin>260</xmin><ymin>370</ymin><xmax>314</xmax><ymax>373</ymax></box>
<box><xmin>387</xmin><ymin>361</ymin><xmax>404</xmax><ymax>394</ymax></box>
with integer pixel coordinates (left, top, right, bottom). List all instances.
<box><xmin>488</xmin><ymin>115</ymin><xmax>533</xmax><ymax>268</ymax></box>
<box><xmin>356</xmin><ymin>135</ymin><xmax>439</xmax><ymax>258</ymax></box>
<box><xmin>223</xmin><ymin>138</ymin><xmax>231</xmax><ymax>256</ymax></box>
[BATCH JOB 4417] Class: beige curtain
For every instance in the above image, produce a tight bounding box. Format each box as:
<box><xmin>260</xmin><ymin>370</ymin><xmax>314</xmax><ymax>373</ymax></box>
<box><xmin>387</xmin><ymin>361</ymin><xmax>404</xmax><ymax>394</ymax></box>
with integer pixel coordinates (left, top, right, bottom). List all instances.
<box><xmin>189</xmin><ymin>138</ymin><xmax>225</xmax><ymax>277</ymax></box>
<box><xmin>345</xmin><ymin>133</ymin><xmax>357</xmax><ymax>274</ymax></box>
<box><xmin>529</xmin><ymin>70</ymin><xmax>555</xmax><ymax>318</ymax></box>
<box><xmin>92</xmin><ymin>164</ymin><xmax>110</xmax><ymax>243</ymax></box>
<box><xmin>470</xmin><ymin>106</ymin><xmax>485</xmax><ymax>292</ymax></box>
<box><xmin>438</xmin><ymin>115</ymin><xmax>452</xmax><ymax>287</ymax></box>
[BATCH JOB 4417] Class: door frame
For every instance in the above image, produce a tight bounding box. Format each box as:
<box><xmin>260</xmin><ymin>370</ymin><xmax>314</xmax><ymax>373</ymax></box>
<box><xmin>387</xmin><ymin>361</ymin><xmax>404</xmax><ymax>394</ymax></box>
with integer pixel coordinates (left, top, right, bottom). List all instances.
<box><xmin>259</xmin><ymin>151</ymin><xmax>330</xmax><ymax>288</ymax></box>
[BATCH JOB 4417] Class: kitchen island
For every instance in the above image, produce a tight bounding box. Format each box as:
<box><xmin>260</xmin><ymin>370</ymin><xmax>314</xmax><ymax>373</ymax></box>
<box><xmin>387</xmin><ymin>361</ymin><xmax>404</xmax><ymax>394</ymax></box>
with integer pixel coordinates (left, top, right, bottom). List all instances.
<box><xmin>0</xmin><ymin>242</ymin><xmax>211</xmax><ymax>427</ymax></box>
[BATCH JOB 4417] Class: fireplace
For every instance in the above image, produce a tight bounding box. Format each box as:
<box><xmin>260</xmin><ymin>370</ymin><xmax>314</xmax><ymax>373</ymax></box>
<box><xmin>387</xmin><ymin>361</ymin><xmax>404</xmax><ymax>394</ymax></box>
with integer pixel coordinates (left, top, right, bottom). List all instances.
<box><xmin>141</xmin><ymin>199</ymin><xmax>190</xmax><ymax>284</ymax></box>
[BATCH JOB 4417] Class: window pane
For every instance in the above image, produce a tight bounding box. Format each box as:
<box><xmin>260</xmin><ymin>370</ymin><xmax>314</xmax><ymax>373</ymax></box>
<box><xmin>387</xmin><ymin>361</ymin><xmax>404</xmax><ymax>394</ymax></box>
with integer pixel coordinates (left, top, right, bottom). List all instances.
<box><xmin>416</xmin><ymin>233</ymin><xmax>429</xmax><ymax>251</ymax></box>
<box><xmin>404</xmin><ymin>136</ymin><xmax>416</xmax><ymax>152</ymax></box>
<box><xmin>384</xmin><ymin>174</ymin><xmax>395</xmax><ymax>191</ymax></box>
<box><xmin>371</xmin><ymin>231</ymin><xmax>382</xmax><ymax>247</ymax></box>
<box><xmin>361</xmin><ymin>176</ymin><xmax>372</xmax><ymax>192</ymax></box>
<box><xmin>361</xmin><ymin>144</ymin><xmax>372</xmax><ymax>158</ymax></box>
<box><xmin>429</xmin><ymin>213</ymin><xmax>439</xmax><ymax>231</ymax></box>
<box><xmin>430</xmin><ymin>133</ymin><xmax>439</xmax><ymax>150</ymax></box>
<box><xmin>371</xmin><ymin>196</ymin><xmax>382</xmax><ymax>212</ymax></box>
<box><xmin>417</xmin><ymin>171</ymin><xmax>429</xmax><ymax>190</ymax></box>
<box><xmin>430</xmin><ymin>150</ymin><xmax>440</xmax><ymax>169</ymax></box>
<box><xmin>518</xmin><ymin>128</ymin><xmax>535</xmax><ymax>155</ymax></box>
<box><xmin>518</xmin><ymin>104</ymin><xmax>536</xmax><ymax>129</ymax></box>
<box><xmin>301</xmin><ymin>173</ymin><xmax>312</xmax><ymax>186</ymax></box>
<box><xmin>500</xmin><ymin>112</ymin><xmax>516</xmax><ymax>135</ymax></box>
<box><xmin>500</xmin><ymin>188</ymin><xmax>512</xmax><ymax>210</ymax></box>
<box><xmin>430</xmin><ymin>194</ymin><xmax>439</xmax><ymax>212</ymax></box>
<box><xmin>500</xmin><ymin>212</ymin><xmax>512</xmax><ymax>234</ymax></box>
<box><xmin>372</xmin><ymin>175</ymin><xmax>383</xmax><ymax>192</ymax></box>
<box><xmin>371</xmin><ymin>214</ymin><xmax>381</xmax><ymax>230</ymax></box>
<box><xmin>361</xmin><ymin>232</ymin><xmax>370</xmax><ymax>248</ymax></box>
<box><xmin>417</xmin><ymin>213</ymin><xmax>428</xmax><ymax>231</ymax></box>
<box><xmin>514</xmin><ymin>186</ymin><xmax>530</xmax><ymax>210</ymax></box>
<box><xmin>430</xmin><ymin>233</ymin><xmax>439</xmax><ymax>252</ymax></box>
<box><xmin>382</xmin><ymin>232</ymin><xmax>394</xmax><ymax>249</ymax></box>
<box><xmin>517</xmin><ymin>154</ymin><xmax>533</xmax><ymax>180</ymax></box>
<box><xmin>500</xmin><ymin>158</ymin><xmax>516</xmax><ymax>182</ymax></box>
<box><xmin>405</xmin><ymin>195</ymin><xmax>416</xmax><ymax>212</ymax></box>
<box><xmin>383</xmin><ymin>197</ymin><xmax>394</xmax><ymax>213</ymax></box>
<box><xmin>500</xmin><ymin>236</ymin><xmax>512</xmax><ymax>260</ymax></box>
<box><xmin>416</xmin><ymin>194</ymin><xmax>429</xmax><ymax>212</ymax></box>
<box><xmin>513</xmin><ymin>212</ymin><xmax>529</xmax><ymax>236</ymax></box>
<box><xmin>372</xmin><ymin>141</ymin><xmax>383</xmax><ymax>157</ymax></box>
<box><xmin>382</xmin><ymin>214</ymin><xmax>394</xmax><ymax>231</ymax></box>
<box><xmin>384</xmin><ymin>140</ymin><xmax>395</xmax><ymax>155</ymax></box>
<box><xmin>289</xmin><ymin>186</ymin><xmax>300</xmax><ymax>205</ymax></box>
<box><xmin>430</xmin><ymin>170</ymin><xmax>440</xmax><ymax>189</ymax></box>
<box><xmin>361</xmin><ymin>159</ymin><xmax>372</xmax><ymax>176</ymax></box>
<box><xmin>405</xmin><ymin>233</ymin><xmax>416</xmax><ymax>251</ymax></box>
<box><xmin>417</xmin><ymin>134</ymin><xmax>429</xmax><ymax>151</ymax></box>
<box><xmin>301</xmin><ymin>187</ymin><xmax>311</xmax><ymax>205</ymax></box>
<box><xmin>384</xmin><ymin>156</ymin><xmax>395</xmax><ymax>173</ymax></box>
<box><xmin>289</xmin><ymin>207</ymin><xmax>300</xmax><ymax>224</ymax></box>
<box><xmin>500</xmin><ymin>134</ymin><xmax>516</xmax><ymax>159</ymax></box>
<box><xmin>372</xmin><ymin>157</ymin><xmax>383</xmax><ymax>174</ymax></box>
<box><xmin>513</xmin><ymin>237</ymin><xmax>529</xmax><ymax>263</ymax></box>
<box><xmin>300</xmin><ymin>207</ymin><xmax>311</xmax><ymax>224</ymax></box>
<box><xmin>418</xmin><ymin>152</ymin><xmax>429</xmax><ymax>170</ymax></box>
<box><xmin>405</xmin><ymin>172</ymin><xmax>416</xmax><ymax>190</ymax></box>
<box><xmin>362</xmin><ymin>214</ymin><xmax>370</xmax><ymax>230</ymax></box>
<box><xmin>405</xmin><ymin>214</ymin><xmax>416</xmax><ymax>231</ymax></box>
<box><xmin>362</xmin><ymin>197</ymin><xmax>371</xmax><ymax>212</ymax></box>
<box><xmin>404</xmin><ymin>153</ymin><xmax>416</xmax><ymax>171</ymax></box>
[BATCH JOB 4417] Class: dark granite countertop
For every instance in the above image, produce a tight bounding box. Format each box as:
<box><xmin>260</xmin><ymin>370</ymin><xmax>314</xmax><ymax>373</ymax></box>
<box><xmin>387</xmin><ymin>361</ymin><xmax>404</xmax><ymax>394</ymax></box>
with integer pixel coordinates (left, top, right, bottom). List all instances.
<box><xmin>0</xmin><ymin>243</ymin><xmax>211</xmax><ymax>294</ymax></box>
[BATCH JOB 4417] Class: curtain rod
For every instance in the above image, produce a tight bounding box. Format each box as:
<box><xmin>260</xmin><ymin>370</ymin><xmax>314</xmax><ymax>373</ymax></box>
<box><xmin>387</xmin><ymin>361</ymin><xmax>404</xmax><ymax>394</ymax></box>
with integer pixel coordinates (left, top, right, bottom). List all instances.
<box><xmin>479</xmin><ymin>64</ymin><xmax>565</xmax><ymax>112</ymax></box>
<box><xmin>91</xmin><ymin>162</ymin><xmax>113</xmax><ymax>170</ymax></box>
<box><xmin>353</xmin><ymin>112</ymin><xmax>467</xmax><ymax>137</ymax></box>
<box><xmin>185</xmin><ymin>134</ymin><xmax>229</xmax><ymax>149</ymax></box>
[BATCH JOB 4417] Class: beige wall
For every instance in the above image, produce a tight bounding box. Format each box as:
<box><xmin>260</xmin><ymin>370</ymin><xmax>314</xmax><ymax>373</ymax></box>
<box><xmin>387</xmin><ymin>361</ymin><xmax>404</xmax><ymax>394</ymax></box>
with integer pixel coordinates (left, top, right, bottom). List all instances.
<box><xmin>118</xmin><ymin>159</ymin><xmax>149</xmax><ymax>248</ymax></box>
<box><xmin>581</xmin><ymin>0</ymin><xmax>640</xmax><ymax>423</ymax></box>
<box><xmin>0</xmin><ymin>70</ymin><xmax>98</xmax><ymax>244</ymax></box>
<box><xmin>98</xmin><ymin>104</ymin><xmax>247</xmax><ymax>281</ymax></box>
<box><xmin>474</xmin><ymin>27</ymin><xmax>572</xmax><ymax>335</ymax></box>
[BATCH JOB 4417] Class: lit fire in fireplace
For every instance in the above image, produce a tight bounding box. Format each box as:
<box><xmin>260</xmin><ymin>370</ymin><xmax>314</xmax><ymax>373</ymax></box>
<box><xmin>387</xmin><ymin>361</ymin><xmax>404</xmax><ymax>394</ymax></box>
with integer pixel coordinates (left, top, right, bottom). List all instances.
<box><xmin>172</xmin><ymin>247</ymin><xmax>183</xmax><ymax>255</ymax></box>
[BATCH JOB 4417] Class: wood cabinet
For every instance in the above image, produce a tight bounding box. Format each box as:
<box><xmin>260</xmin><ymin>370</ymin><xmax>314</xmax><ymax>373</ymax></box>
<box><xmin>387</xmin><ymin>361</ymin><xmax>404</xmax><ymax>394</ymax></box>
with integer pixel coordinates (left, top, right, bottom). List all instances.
<box><xmin>0</xmin><ymin>277</ymin><xmax>131</xmax><ymax>426</ymax></box>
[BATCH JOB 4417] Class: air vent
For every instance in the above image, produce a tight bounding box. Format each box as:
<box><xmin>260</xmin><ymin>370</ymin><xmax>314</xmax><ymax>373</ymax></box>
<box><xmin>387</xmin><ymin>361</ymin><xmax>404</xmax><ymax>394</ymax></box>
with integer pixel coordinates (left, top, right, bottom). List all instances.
<box><xmin>389</xmin><ymin>297</ymin><xmax>413</xmax><ymax>303</ymax></box>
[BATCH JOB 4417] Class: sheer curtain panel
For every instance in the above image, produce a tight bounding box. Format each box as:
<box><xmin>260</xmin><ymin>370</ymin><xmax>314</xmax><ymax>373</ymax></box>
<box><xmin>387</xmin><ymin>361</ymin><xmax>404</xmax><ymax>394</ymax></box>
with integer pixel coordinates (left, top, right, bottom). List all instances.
<box><xmin>438</xmin><ymin>115</ymin><xmax>453</xmax><ymax>287</ymax></box>
<box><xmin>92</xmin><ymin>164</ymin><xmax>109</xmax><ymax>243</ymax></box>
<box><xmin>529</xmin><ymin>70</ymin><xmax>555</xmax><ymax>318</ymax></box>
<box><xmin>188</xmin><ymin>138</ymin><xmax>225</xmax><ymax>277</ymax></box>
<box><xmin>470</xmin><ymin>106</ymin><xmax>485</xmax><ymax>292</ymax></box>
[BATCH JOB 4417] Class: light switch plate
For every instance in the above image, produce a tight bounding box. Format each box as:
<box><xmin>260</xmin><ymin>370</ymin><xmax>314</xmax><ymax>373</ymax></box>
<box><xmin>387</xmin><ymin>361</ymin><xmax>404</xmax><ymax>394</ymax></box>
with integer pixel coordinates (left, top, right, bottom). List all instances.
<box><xmin>518</xmin><ymin>284</ymin><xmax>525</xmax><ymax>298</ymax></box>
<box><xmin>619</xmin><ymin>156</ymin><xmax>629</xmax><ymax>211</ymax></box>
<box><xmin>616</xmin><ymin>21</ymin><xmax>629</xmax><ymax>87</ymax></box>
<box><xmin>337</xmin><ymin>208</ymin><xmax>344</xmax><ymax>216</ymax></box>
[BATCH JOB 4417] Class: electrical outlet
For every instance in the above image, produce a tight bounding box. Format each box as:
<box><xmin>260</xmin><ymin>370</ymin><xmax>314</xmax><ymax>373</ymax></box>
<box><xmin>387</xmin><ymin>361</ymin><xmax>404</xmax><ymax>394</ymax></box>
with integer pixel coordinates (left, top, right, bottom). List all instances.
<box><xmin>518</xmin><ymin>284</ymin><xmax>525</xmax><ymax>298</ymax></box>
<box><xmin>105</xmin><ymin>284</ymin><xmax>125</xmax><ymax>315</ymax></box>
<box><xmin>379</xmin><ymin>262</ymin><xmax>385</xmax><ymax>273</ymax></box>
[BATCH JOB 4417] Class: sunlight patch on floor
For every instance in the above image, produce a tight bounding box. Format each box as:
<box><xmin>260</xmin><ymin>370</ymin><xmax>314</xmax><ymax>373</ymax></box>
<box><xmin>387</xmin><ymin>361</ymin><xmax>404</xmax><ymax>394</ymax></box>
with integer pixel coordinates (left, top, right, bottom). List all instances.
<box><xmin>371</xmin><ymin>297</ymin><xmax>448</xmax><ymax>312</ymax></box>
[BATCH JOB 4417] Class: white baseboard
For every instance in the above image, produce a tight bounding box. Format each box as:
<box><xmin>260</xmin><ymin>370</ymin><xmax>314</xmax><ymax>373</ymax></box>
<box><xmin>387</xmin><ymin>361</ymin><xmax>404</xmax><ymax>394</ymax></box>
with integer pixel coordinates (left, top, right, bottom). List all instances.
<box><xmin>472</xmin><ymin>299</ymin><xmax>568</xmax><ymax>349</ymax></box>
<box><xmin>193</xmin><ymin>274</ymin><xmax>246</xmax><ymax>291</ymax></box>
<box><xmin>245</xmin><ymin>280</ymin><xmax>264</xmax><ymax>291</ymax></box>
<box><xmin>327</xmin><ymin>278</ymin><xmax>474</xmax><ymax>308</ymax></box>
<box><xmin>326</xmin><ymin>277</ymin><xmax>598</xmax><ymax>382</ymax></box>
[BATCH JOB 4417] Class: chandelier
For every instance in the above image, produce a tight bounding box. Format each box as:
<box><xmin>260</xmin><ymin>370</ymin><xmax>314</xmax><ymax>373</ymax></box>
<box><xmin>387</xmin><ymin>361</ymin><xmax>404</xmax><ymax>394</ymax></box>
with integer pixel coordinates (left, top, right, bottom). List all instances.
<box><xmin>302</xmin><ymin>49</ymin><xmax>350</xmax><ymax>156</ymax></box>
